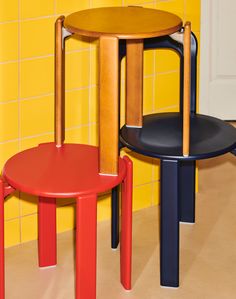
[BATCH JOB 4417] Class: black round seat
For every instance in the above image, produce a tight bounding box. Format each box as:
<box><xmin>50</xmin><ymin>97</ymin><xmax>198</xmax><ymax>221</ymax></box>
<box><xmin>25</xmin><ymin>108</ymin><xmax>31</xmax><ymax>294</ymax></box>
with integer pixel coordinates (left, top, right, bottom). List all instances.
<box><xmin>120</xmin><ymin>113</ymin><xmax>236</xmax><ymax>160</ymax></box>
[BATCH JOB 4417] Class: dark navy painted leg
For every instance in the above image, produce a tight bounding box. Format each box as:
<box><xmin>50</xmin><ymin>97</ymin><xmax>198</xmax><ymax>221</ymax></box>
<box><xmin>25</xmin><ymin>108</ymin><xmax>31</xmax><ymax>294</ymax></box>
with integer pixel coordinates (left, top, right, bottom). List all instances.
<box><xmin>179</xmin><ymin>161</ymin><xmax>195</xmax><ymax>223</ymax></box>
<box><xmin>160</xmin><ymin>159</ymin><xmax>179</xmax><ymax>287</ymax></box>
<box><xmin>111</xmin><ymin>186</ymin><xmax>119</xmax><ymax>249</ymax></box>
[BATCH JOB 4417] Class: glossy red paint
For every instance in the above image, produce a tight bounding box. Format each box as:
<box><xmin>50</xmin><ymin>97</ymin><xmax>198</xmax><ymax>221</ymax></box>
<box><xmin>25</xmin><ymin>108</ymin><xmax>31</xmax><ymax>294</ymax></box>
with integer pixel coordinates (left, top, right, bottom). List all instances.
<box><xmin>1</xmin><ymin>145</ymin><xmax>133</xmax><ymax>299</ymax></box>
<box><xmin>76</xmin><ymin>194</ymin><xmax>97</xmax><ymax>299</ymax></box>
<box><xmin>3</xmin><ymin>143</ymin><xmax>126</xmax><ymax>198</ymax></box>
<box><xmin>38</xmin><ymin>197</ymin><xmax>57</xmax><ymax>267</ymax></box>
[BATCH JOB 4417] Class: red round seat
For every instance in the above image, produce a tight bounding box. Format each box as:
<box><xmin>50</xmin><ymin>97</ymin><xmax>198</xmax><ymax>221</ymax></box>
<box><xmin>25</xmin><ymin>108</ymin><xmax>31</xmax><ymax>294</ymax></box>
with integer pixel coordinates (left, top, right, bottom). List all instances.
<box><xmin>3</xmin><ymin>143</ymin><xmax>127</xmax><ymax>198</ymax></box>
<box><xmin>0</xmin><ymin>142</ymin><xmax>132</xmax><ymax>299</ymax></box>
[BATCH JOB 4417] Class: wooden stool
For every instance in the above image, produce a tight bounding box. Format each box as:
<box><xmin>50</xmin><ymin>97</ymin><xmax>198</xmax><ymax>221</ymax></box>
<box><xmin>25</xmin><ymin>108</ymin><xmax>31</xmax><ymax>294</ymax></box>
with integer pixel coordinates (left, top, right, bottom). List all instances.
<box><xmin>61</xmin><ymin>6</ymin><xmax>184</xmax><ymax>290</ymax></box>
<box><xmin>63</xmin><ymin>7</ymin><xmax>183</xmax><ymax>175</ymax></box>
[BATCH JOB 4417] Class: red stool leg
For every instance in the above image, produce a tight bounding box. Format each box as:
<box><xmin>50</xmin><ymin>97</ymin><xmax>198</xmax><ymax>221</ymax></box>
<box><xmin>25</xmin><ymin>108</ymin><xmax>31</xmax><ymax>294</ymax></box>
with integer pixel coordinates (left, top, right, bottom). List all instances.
<box><xmin>76</xmin><ymin>194</ymin><xmax>97</xmax><ymax>299</ymax></box>
<box><xmin>0</xmin><ymin>179</ymin><xmax>4</xmax><ymax>299</ymax></box>
<box><xmin>120</xmin><ymin>156</ymin><xmax>133</xmax><ymax>290</ymax></box>
<box><xmin>38</xmin><ymin>197</ymin><xmax>57</xmax><ymax>267</ymax></box>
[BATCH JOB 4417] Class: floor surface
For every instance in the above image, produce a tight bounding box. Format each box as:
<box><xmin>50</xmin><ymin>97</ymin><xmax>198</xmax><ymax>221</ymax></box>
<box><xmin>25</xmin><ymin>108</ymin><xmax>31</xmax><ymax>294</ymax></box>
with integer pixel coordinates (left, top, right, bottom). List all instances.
<box><xmin>5</xmin><ymin>153</ymin><xmax>236</xmax><ymax>299</ymax></box>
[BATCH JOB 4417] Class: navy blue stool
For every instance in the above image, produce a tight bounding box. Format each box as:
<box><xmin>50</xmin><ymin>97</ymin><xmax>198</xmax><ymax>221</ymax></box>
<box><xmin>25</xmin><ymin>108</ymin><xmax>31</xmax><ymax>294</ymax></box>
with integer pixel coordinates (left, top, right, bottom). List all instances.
<box><xmin>114</xmin><ymin>23</ymin><xmax>236</xmax><ymax>287</ymax></box>
<box><xmin>111</xmin><ymin>26</ymin><xmax>198</xmax><ymax>248</ymax></box>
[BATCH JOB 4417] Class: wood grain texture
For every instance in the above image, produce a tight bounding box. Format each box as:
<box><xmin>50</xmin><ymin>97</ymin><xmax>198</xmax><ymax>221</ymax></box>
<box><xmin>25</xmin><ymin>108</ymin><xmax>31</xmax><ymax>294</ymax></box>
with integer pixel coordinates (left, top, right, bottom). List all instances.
<box><xmin>55</xmin><ymin>16</ymin><xmax>65</xmax><ymax>147</ymax></box>
<box><xmin>99</xmin><ymin>36</ymin><xmax>119</xmax><ymax>175</ymax></box>
<box><xmin>126</xmin><ymin>40</ymin><xmax>143</xmax><ymax>127</ymax></box>
<box><xmin>183</xmin><ymin>22</ymin><xmax>191</xmax><ymax>156</ymax></box>
<box><xmin>64</xmin><ymin>7</ymin><xmax>182</xmax><ymax>39</ymax></box>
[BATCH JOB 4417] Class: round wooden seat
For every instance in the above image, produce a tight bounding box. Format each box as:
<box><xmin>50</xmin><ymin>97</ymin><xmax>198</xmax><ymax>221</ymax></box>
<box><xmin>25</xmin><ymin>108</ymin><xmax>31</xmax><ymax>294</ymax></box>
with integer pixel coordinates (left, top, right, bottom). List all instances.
<box><xmin>120</xmin><ymin>113</ymin><xmax>236</xmax><ymax>160</ymax></box>
<box><xmin>64</xmin><ymin>7</ymin><xmax>182</xmax><ymax>39</ymax></box>
<box><xmin>3</xmin><ymin>143</ymin><xmax>126</xmax><ymax>198</ymax></box>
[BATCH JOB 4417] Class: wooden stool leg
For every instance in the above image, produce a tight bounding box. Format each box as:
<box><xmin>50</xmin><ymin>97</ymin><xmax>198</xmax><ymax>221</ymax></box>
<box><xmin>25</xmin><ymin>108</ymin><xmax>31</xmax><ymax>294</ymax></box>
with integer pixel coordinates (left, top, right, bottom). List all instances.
<box><xmin>76</xmin><ymin>194</ymin><xmax>97</xmax><ymax>299</ymax></box>
<box><xmin>111</xmin><ymin>186</ymin><xmax>119</xmax><ymax>249</ymax></box>
<box><xmin>160</xmin><ymin>159</ymin><xmax>179</xmax><ymax>287</ymax></box>
<box><xmin>126</xmin><ymin>39</ymin><xmax>143</xmax><ymax>127</ymax></box>
<box><xmin>38</xmin><ymin>197</ymin><xmax>57</xmax><ymax>267</ymax></box>
<box><xmin>120</xmin><ymin>156</ymin><xmax>133</xmax><ymax>290</ymax></box>
<box><xmin>99</xmin><ymin>36</ymin><xmax>119</xmax><ymax>175</ymax></box>
<box><xmin>0</xmin><ymin>180</ymin><xmax>5</xmax><ymax>299</ymax></box>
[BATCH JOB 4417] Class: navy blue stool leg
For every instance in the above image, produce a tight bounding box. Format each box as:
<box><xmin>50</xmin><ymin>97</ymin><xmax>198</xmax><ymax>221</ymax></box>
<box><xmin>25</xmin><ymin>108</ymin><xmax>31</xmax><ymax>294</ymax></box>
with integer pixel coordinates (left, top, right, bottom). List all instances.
<box><xmin>111</xmin><ymin>186</ymin><xmax>119</xmax><ymax>249</ymax></box>
<box><xmin>160</xmin><ymin>159</ymin><xmax>179</xmax><ymax>287</ymax></box>
<box><xmin>179</xmin><ymin>161</ymin><xmax>196</xmax><ymax>223</ymax></box>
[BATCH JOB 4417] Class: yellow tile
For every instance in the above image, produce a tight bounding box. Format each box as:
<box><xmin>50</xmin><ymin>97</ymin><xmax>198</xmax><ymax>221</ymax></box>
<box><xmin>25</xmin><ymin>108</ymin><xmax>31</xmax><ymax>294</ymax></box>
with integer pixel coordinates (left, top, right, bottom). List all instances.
<box><xmin>185</xmin><ymin>0</ymin><xmax>200</xmax><ymax>32</ymax></box>
<box><xmin>194</xmin><ymin>31</ymin><xmax>200</xmax><ymax>112</ymax></box>
<box><xmin>124</xmin><ymin>0</ymin><xmax>154</xmax><ymax>6</ymax></box>
<box><xmin>66</xmin><ymin>35</ymin><xmax>90</xmax><ymax>52</ymax></box>
<box><xmin>20</xmin><ymin>56</ymin><xmax>54</xmax><ymax>98</ymax></box>
<box><xmin>154</xmin><ymin>71</ymin><xmax>179</xmax><ymax>110</ymax></box>
<box><xmin>155</xmin><ymin>49</ymin><xmax>180</xmax><ymax>73</ymax></box>
<box><xmin>65</xmin><ymin>126</ymin><xmax>89</xmax><ymax>144</ymax></box>
<box><xmin>90</xmin><ymin>86</ymin><xmax>98</xmax><ymax>123</ymax></box>
<box><xmin>194</xmin><ymin>31</ymin><xmax>200</xmax><ymax>59</ymax></box>
<box><xmin>89</xmin><ymin>123</ymin><xmax>98</xmax><ymax>146</ymax></box>
<box><xmin>21</xmin><ymin>214</ymin><xmax>38</xmax><ymax>243</ymax></box>
<box><xmin>92</xmin><ymin>0</ymin><xmax>122</xmax><ymax>8</ymax></box>
<box><xmin>65</xmin><ymin>89</ymin><xmax>89</xmax><ymax>128</ymax></box>
<box><xmin>0</xmin><ymin>141</ymin><xmax>18</xmax><ymax>169</ymax></box>
<box><xmin>90</xmin><ymin>48</ymin><xmax>98</xmax><ymax>86</ymax></box>
<box><xmin>124</xmin><ymin>0</ymin><xmax>151</xmax><ymax>6</ymax></box>
<box><xmin>20</xmin><ymin>95</ymin><xmax>54</xmax><ymax>137</ymax></box>
<box><xmin>120</xmin><ymin>82</ymin><xmax>125</xmax><ymax>127</ymax></box>
<box><xmin>20</xmin><ymin>17</ymin><xmax>55</xmax><ymax>59</ymax></box>
<box><xmin>0</xmin><ymin>22</ymin><xmax>18</xmax><ymax>62</ymax></box>
<box><xmin>0</xmin><ymin>62</ymin><xmax>18</xmax><ymax>102</ymax></box>
<box><xmin>20</xmin><ymin>193</ymin><xmax>38</xmax><ymax>216</ymax></box>
<box><xmin>57</xmin><ymin>204</ymin><xmax>75</xmax><ymax>233</ymax></box>
<box><xmin>152</xmin><ymin>181</ymin><xmax>160</xmax><ymax>205</ymax></box>
<box><xmin>20</xmin><ymin>133</ymin><xmax>54</xmax><ymax>151</ymax></box>
<box><xmin>143</xmin><ymin>76</ymin><xmax>154</xmax><ymax>115</ymax></box>
<box><xmin>142</xmin><ymin>3</ymin><xmax>156</xmax><ymax>9</ymax></box>
<box><xmin>20</xmin><ymin>0</ymin><xmax>54</xmax><ymax>19</ymax></box>
<box><xmin>97</xmin><ymin>192</ymin><xmax>111</xmax><ymax>221</ymax></box>
<box><xmin>5</xmin><ymin>219</ymin><xmax>20</xmax><ymax>247</ymax></box>
<box><xmin>120</xmin><ymin>114</ymin><xmax>125</xmax><ymax>128</ymax></box>
<box><xmin>57</xmin><ymin>198</ymin><xmax>75</xmax><ymax>206</ymax></box>
<box><xmin>4</xmin><ymin>191</ymin><xmax>20</xmax><ymax>220</ymax></box>
<box><xmin>56</xmin><ymin>0</ymin><xmax>89</xmax><ymax>14</ymax></box>
<box><xmin>153</xmin><ymin>158</ymin><xmax>160</xmax><ymax>181</ymax></box>
<box><xmin>156</xmin><ymin>0</ymin><xmax>184</xmax><ymax>20</ymax></box>
<box><xmin>0</xmin><ymin>0</ymin><xmax>18</xmax><ymax>22</ymax></box>
<box><xmin>126</xmin><ymin>152</ymin><xmax>153</xmax><ymax>186</ymax></box>
<box><xmin>133</xmin><ymin>183</ymin><xmax>152</xmax><ymax>211</ymax></box>
<box><xmin>120</xmin><ymin>57</ymin><xmax>126</xmax><ymax>82</ymax></box>
<box><xmin>0</xmin><ymin>102</ymin><xmax>18</xmax><ymax>142</ymax></box>
<box><xmin>65</xmin><ymin>51</ymin><xmax>90</xmax><ymax>90</ymax></box>
<box><xmin>144</xmin><ymin>50</ymin><xmax>155</xmax><ymax>76</ymax></box>
<box><xmin>157</xmin><ymin>105</ymin><xmax>178</xmax><ymax>112</ymax></box>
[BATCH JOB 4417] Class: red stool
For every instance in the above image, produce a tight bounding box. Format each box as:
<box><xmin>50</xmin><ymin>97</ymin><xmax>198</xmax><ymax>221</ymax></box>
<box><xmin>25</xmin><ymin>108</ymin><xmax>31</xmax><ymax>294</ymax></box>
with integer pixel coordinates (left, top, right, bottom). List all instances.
<box><xmin>0</xmin><ymin>145</ymin><xmax>132</xmax><ymax>299</ymax></box>
<box><xmin>0</xmin><ymin>14</ymin><xmax>133</xmax><ymax>299</ymax></box>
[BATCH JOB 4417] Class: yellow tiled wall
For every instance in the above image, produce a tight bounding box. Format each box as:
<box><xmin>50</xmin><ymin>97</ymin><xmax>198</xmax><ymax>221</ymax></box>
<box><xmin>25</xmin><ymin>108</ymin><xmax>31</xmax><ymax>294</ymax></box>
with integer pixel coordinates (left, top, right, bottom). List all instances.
<box><xmin>0</xmin><ymin>0</ymin><xmax>200</xmax><ymax>247</ymax></box>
